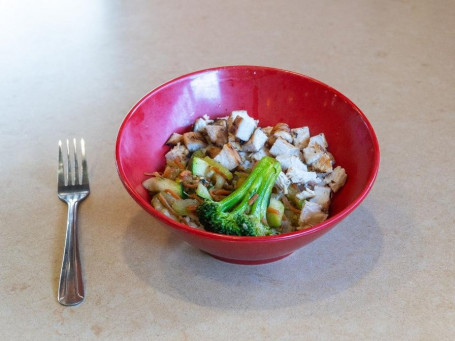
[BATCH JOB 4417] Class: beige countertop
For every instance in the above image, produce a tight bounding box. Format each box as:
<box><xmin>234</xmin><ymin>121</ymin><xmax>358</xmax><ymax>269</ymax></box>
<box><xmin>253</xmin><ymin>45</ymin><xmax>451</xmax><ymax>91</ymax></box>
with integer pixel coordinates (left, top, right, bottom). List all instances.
<box><xmin>1</xmin><ymin>0</ymin><xmax>454</xmax><ymax>339</ymax></box>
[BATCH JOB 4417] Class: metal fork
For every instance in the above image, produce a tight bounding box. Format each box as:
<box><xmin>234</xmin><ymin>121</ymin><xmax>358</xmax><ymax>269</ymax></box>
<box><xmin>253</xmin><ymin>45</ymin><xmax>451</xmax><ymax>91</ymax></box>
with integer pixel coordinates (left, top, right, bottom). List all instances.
<box><xmin>57</xmin><ymin>138</ymin><xmax>90</xmax><ymax>306</ymax></box>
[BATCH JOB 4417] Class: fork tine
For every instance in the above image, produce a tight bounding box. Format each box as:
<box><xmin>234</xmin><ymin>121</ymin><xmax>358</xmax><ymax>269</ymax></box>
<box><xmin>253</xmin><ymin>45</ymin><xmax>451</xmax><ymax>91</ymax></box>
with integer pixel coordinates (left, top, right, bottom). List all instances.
<box><xmin>80</xmin><ymin>138</ymin><xmax>89</xmax><ymax>185</ymax></box>
<box><xmin>73</xmin><ymin>138</ymin><xmax>79</xmax><ymax>185</ymax></box>
<box><xmin>66</xmin><ymin>139</ymin><xmax>73</xmax><ymax>185</ymax></box>
<box><xmin>58</xmin><ymin>140</ymin><xmax>65</xmax><ymax>186</ymax></box>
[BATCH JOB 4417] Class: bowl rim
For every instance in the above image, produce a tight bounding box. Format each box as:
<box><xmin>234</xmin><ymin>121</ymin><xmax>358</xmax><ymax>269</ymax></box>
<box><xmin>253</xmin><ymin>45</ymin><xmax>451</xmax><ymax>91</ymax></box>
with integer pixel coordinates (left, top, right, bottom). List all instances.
<box><xmin>115</xmin><ymin>65</ymin><xmax>380</xmax><ymax>242</ymax></box>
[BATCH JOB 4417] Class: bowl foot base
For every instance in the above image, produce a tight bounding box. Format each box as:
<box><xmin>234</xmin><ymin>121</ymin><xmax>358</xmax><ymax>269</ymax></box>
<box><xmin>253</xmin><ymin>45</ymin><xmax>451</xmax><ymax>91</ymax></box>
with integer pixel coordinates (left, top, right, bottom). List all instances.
<box><xmin>207</xmin><ymin>253</ymin><xmax>293</xmax><ymax>265</ymax></box>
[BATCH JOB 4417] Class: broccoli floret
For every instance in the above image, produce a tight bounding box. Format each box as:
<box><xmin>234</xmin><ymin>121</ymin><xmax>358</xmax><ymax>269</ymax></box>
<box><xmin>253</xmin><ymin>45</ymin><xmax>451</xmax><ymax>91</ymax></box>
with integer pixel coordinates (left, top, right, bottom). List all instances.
<box><xmin>196</xmin><ymin>156</ymin><xmax>281</xmax><ymax>236</ymax></box>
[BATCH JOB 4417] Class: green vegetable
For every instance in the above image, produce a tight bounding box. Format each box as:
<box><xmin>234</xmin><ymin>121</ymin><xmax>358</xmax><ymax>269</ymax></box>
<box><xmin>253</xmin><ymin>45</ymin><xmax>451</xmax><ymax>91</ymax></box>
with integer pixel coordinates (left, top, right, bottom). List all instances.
<box><xmin>287</xmin><ymin>184</ymin><xmax>303</xmax><ymax>209</ymax></box>
<box><xmin>143</xmin><ymin>177</ymin><xmax>183</xmax><ymax>197</ymax></box>
<box><xmin>196</xmin><ymin>182</ymin><xmax>211</xmax><ymax>199</ymax></box>
<box><xmin>172</xmin><ymin>199</ymin><xmax>199</xmax><ymax>216</ymax></box>
<box><xmin>191</xmin><ymin>157</ymin><xmax>210</xmax><ymax>177</ymax></box>
<box><xmin>196</xmin><ymin>156</ymin><xmax>281</xmax><ymax>236</ymax></box>
<box><xmin>266</xmin><ymin>198</ymin><xmax>285</xmax><ymax>227</ymax></box>
<box><xmin>192</xmin><ymin>149</ymin><xmax>205</xmax><ymax>158</ymax></box>
<box><xmin>234</xmin><ymin>171</ymin><xmax>249</xmax><ymax>188</ymax></box>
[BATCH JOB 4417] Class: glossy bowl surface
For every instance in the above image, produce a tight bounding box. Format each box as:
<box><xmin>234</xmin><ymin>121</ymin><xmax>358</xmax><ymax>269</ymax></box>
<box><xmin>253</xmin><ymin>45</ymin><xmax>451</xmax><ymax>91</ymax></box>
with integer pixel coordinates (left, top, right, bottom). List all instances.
<box><xmin>116</xmin><ymin>66</ymin><xmax>380</xmax><ymax>264</ymax></box>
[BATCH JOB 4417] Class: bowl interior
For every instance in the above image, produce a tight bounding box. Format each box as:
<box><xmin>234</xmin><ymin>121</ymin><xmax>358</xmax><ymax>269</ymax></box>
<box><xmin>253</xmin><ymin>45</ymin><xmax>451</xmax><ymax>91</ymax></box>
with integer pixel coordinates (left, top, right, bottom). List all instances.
<box><xmin>116</xmin><ymin>66</ymin><xmax>379</xmax><ymax>236</ymax></box>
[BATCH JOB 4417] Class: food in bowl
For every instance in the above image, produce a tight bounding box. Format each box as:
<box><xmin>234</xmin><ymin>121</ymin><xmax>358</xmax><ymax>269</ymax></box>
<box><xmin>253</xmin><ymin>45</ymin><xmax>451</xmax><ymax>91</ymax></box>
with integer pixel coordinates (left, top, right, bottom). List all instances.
<box><xmin>142</xmin><ymin>110</ymin><xmax>347</xmax><ymax>236</ymax></box>
<box><xmin>116</xmin><ymin>66</ymin><xmax>379</xmax><ymax>264</ymax></box>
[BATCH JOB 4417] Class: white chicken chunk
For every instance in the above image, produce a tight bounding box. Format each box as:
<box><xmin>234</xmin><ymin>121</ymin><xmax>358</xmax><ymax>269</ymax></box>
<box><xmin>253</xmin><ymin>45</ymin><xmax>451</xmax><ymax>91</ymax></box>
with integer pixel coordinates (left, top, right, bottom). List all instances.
<box><xmin>249</xmin><ymin>148</ymin><xmax>269</xmax><ymax>162</ymax></box>
<box><xmin>229</xmin><ymin>110</ymin><xmax>257</xmax><ymax>141</ymax></box>
<box><xmin>309</xmin><ymin>186</ymin><xmax>331</xmax><ymax>211</ymax></box>
<box><xmin>303</xmin><ymin>143</ymin><xmax>326</xmax><ymax>165</ymax></box>
<box><xmin>193</xmin><ymin>114</ymin><xmax>213</xmax><ymax>132</ymax></box>
<box><xmin>230</xmin><ymin>110</ymin><xmax>248</xmax><ymax>120</ymax></box>
<box><xmin>227</xmin><ymin>137</ymin><xmax>242</xmax><ymax>151</ymax></box>
<box><xmin>262</xmin><ymin>126</ymin><xmax>273</xmax><ymax>136</ymax></box>
<box><xmin>286</xmin><ymin>168</ymin><xmax>318</xmax><ymax>184</ymax></box>
<box><xmin>324</xmin><ymin>166</ymin><xmax>347</xmax><ymax>192</ymax></box>
<box><xmin>243</xmin><ymin>128</ymin><xmax>268</xmax><ymax>152</ymax></box>
<box><xmin>182</xmin><ymin>131</ymin><xmax>207</xmax><ymax>152</ymax></box>
<box><xmin>165</xmin><ymin>132</ymin><xmax>183</xmax><ymax>146</ymax></box>
<box><xmin>237</xmin><ymin>151</ymin><xmax>254</xmax><ymax>170</ymax></box>
<box><xmin>291</xmin><ymin>127</ymin><xmax>310</xmax><ymax>149</ymax></box>
<box><xmin>266</xmin><ymin>123</ymin><xmax>293</xmax><ymax>145</ymax></box>
<box><xmin>275</xmin><ymin>155</ymin><xmax>307</xmax><ymax>172</ymax></box>
<box><xmin>296</xmin><ymin>188</ymin><xmax>315</xmax><ymax>200</ymax></box>
<box><xmin>205</xmin><ymin>124</ymin><xmax>228</xmax><ymax>147</ymax></box>
<box><xmin>275</xmin><ymin>171</ymin><xmax>291</xmax><ymax>194</ymax></box>
<box><xmin>308</xmin><ymin>133</ymin><xmax>328</xmax><ymax>149</ymax></box>
<box><xmin>312</xmin><ymin>153</ymin><xmax>333</xmax><ymax>173</ymax></box>
<box><xmin>274</xmin><ymin>130</ymin><xmax>293</xmax><ymax>143</ymax></box>
<box><xmin>214</xmin><ymin>143</ymin><xmax>242</xmax><ymax>170</ymax></box>
<box><xmin>165</xmin><ymin>143</ymin><xmax>189</xmax><ymax>163</ymax></box>
<box><xmin>270</xmin><ymin>138</ymin><xmax>299</xmax><ymax>157</ymax></box>
<box><xmin>298</xmin><ymin>201</ymin><xmax>328</xmax><ymax>229</ymax></box>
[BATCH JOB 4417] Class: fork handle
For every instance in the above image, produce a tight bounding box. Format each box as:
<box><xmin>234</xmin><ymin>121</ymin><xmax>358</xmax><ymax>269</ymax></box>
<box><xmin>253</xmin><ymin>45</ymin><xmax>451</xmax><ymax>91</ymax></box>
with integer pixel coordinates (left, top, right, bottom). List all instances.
<box><xmin>58</xmin><ymin>200</ymin><xmax>84</xmax><ymax>306</ymax></box>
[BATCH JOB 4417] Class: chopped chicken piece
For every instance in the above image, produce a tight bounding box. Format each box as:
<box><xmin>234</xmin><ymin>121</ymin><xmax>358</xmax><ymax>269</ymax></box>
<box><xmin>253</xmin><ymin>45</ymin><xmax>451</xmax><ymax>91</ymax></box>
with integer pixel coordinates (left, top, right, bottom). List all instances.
<box><xmin>312</xmin><ymin>153</ymin><xmax>333</xmax><ymax>173</ymax></box>
<box><xmin>205</xmin><ymin>146</ymin><xmax>221</xmax><ymax>159</ymax></box>
<box><xmin>227</xmin><ymin>131</ymin><xmax>236</xmax><ymax>143</ymax></box>
<box><xmin>165</xmin><ymin>132</ymin><xmax>183</xmax><ymax>146</ymax></box>
<box><xmin>324</xmin><ymin>166</ymin><xmax>347</xmax><ymax>192</ymax></box>
<box><xmin>193</xmin><ymin>114</ymin><xmax>213</xmax><ymax>132</ymax></box>
<box><xmin>226</xmin><ymin>121</ymin><xmax>242</xmax><ymax>150</ymax></box>
<box><xmin>286</xmin><ymin>168</ymin><xmax>318</xmax><ymax>184</ymax></box>
<box><xmin>267</xmin><ymin>135</ymin><xmax>277</xmax><ymax>147</ymax></box>
<box><xmin>303</xmin><ymin>143</ymin><xmax>326</xmax><ymax>164</ymax></box>
<box><xmin>228</xmin><ymin>139</ymin><xmax>243</xmax><ymax>151</ymax></box>
<box><xmin>165</xmin><ymin>143</ymin><xmax>189</xmax><ymax>163</ymax></box>
<box><xmin>205</xmin><ymin>124</ymin><xmax>228</xmax><ymax>147</ymax></box>
<box><xmin>275</xmin><ymin>155</ymin><xmax>307</xmax><ymax>172</ymax></box>
<box><xmin>230</xmin><ymin>111</ymin><xmax>257</xmax><ymax>141</ymax></box>
<box><xmin>182</xmin><ymin>132</ymin><xmax>207</xmax><ymax>152</ymax></box>
<box><xmin>291</xmin><ymin>127</ymin><xmax>310</xmax><ymax>149</ymax></box>
<box><xmin>243</xmin><ymin>128</ymin><xmax>268</xmax><ymax>152</ymax></box>
<box><xmin>298</xmin><ymin>201</ymin><xmax>328</xmax><ymax>229</ymax></box>
<box><xmin>249</xmin><ymin>148</ymin><xmax>269</xmax><ymax>162</ymax></box>
<box><xmin>262</xmin><ymin>126</ymin><xmax>273</xmax><ymax>136</ymax></box>
<box><xmin>214</xmin><ymin>143</ymin><xmax>242</xmax><ymax>170</ymax></box>
<box><xmin>309</xmin><ymin>186</ymin><xmax>331</xmax><ymax>211</ymax></box>
<box><xmin>213</xmin><ymin>118</ymin><xmax>228</xmax><ymax>127</ymax></box>
<box><xmin>272</xmin><ymin>123</ymin><xmax>293</xmax><ymax>143</ymax></box>
<box><xmin>229</xmin><ymin>110</ymin><xmax>256</xmax><ymax>125</ymax></box>
<box><xmin>273</xmin><ymin>122</ymin><xmax>290</xmax><ymax>131</ymax></box>
<box><xmin>296</xmin><ymin>188</ymin><xmax>315</xmax><ymax>200</ymax></box>
<box><xmin>326</xmin><ymin>151</ymin><xmax>336</xmax><ymax>165</ymax></box>
<box><xmin>270</xmin><ymin>138</ymin><xmax>299</xmax><ymax>157</ymax></box>
<box><xmin>262</xmin><ymin>126</ymin><xmax>274</xmax><ymax>144</ymax></box>
<box><xmin>229</xmin><ymin>109</ymin><xmax>247</xmax><ymax>118</ymax></box>
<box><xmin>275</xmin><ymin>171</ymin><xmax>291</xmax><ymax>194</ymax></box>
<box><xmin>308</xmin><ymin>133</ymin><xmax>328</xmax><ymax>149</ymax></box>
<box><xmin>274</xmin><ymin>131</ymin><xmax>293</xmax><ymax>143</ymax></box>
<box><xmin>238</xmin><ymin>151</ymin><xmax>247</xmax><ymax>161</ymax></box>
<box><xmin>238</xmin><ymin>158</ymin><xmax>253</xmax><ymax>170</ymax></box>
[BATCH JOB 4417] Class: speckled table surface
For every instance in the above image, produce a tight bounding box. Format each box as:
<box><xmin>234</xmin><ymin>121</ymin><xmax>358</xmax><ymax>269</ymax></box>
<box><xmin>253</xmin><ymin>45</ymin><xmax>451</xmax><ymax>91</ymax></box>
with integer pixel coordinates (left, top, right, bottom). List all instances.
<box><xmin>1</xmin><ymin>0</ymin><xmax>454</xmax><ymax>339</ymax></box>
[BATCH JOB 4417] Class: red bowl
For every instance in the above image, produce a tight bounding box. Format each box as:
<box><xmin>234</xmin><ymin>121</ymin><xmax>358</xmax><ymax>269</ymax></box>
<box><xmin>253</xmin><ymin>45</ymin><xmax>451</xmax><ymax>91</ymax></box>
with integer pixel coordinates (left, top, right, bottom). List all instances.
<box><xmin>115</xmin><ymin>66</ymin><xmax>380</xmax><ymax>264</ymax></box>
